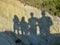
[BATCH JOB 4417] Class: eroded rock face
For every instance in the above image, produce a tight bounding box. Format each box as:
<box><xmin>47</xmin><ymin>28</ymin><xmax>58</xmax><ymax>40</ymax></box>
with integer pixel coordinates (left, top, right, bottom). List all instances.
<box><xmin>0</xmin><ymin>0</ymin><xmax>60</xmax><ymax>45</ymax></box>
<box><xmin>0</xmin><ymin>0</ymin><xmax>60</xmax><ymax>34</ymax></box>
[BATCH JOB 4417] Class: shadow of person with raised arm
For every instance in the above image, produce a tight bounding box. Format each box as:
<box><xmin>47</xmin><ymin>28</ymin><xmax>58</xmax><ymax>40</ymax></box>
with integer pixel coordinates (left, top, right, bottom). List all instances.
<box><xmin>38</xmin><ymin>10</ymin><xmax>53</xmax><ymax>45</ymax></box>
<box><xmin>28</xmin><ymin>12</ymin><xmax>38</xmax><ymax>36</ymax></box>
<box><xmin>20</xmin><ymin>17</ymin><xmax>28</xmax><ymax>36</ymax></box>
<box><xmin>13</xmin><ymin>15</ymin><xmax>19</xmax><ymax>35</ymax></box>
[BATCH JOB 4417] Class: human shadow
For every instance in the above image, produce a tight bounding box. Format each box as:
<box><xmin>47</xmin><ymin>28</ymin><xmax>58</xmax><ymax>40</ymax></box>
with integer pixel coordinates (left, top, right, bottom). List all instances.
<box><xmin>38</xmin><ymin>10</ymin><xmax>53</xmax><ymax>45</ymax></box>
<box><xmin>28</xmin><ymin>12</ymin><xmax>38</xmax><ymax>36</ymax></box>
<box><xmin>12</xmin><ymin>12</ymin><xmax>60</xmax><ymax>45</ymax></box>
<box><xmin>13</xmin><ymin>15</ymin><xmax>19</xmax><ymax>35</ymax></box>
<box><xmin>19</xmin><ymin>17</ymin><xmax>28</xmax><ymax>36</ymax></box>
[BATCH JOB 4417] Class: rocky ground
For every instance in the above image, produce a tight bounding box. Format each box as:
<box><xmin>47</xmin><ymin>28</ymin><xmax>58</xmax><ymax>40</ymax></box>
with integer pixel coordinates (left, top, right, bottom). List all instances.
<box><xmin>0</xmin><ymin>31</ymin><xmax>60</xmax><ymax>45</ymax></box>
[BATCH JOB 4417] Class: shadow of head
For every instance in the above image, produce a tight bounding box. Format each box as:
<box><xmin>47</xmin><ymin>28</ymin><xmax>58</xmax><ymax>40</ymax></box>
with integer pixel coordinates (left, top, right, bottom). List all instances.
<box><xmin>14</xmin><ymin>15</ymin><xmax>18</xmax><ymax>18</ymax></box>
<box><xmin>30</xmin><ymin>12</ymin><xmax>34</xmax><ymax>17</ymax></box>
<box><xmin>41</xmin><ymin>10</ymin><xmax>46</xmax><ymax>17</ymax></box>
<box><xmin>21</xmin><ymin>17</ymin><xmax>25</xmax><ymax>21</ymax></box>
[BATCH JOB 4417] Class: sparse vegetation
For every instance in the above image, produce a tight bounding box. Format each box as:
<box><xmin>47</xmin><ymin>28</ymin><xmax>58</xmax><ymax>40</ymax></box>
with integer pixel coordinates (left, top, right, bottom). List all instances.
<box><xmin>19</xmin><ymin>0</ymin><xmax>60</xmax><ymax>17</ymax></box>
